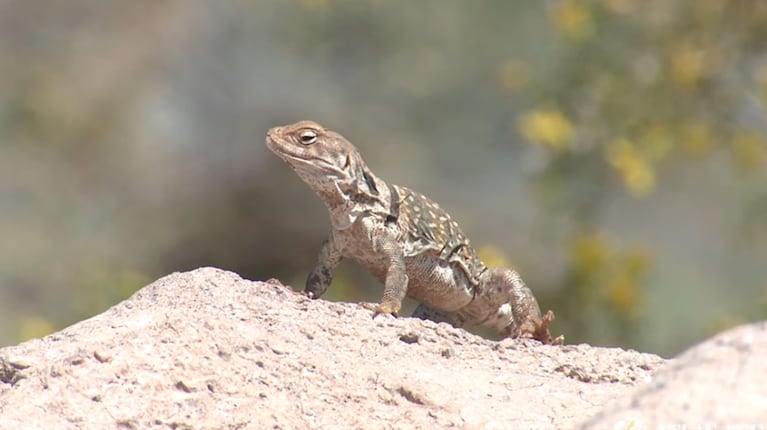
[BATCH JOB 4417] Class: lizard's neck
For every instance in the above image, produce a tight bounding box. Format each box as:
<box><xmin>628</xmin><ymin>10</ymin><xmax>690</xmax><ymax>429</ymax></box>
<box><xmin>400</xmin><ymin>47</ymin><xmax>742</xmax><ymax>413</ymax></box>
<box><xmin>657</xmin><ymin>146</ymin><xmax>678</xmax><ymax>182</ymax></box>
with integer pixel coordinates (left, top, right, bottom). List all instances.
<box><xmin>329</xmin><ymin>171</ymin><xmax>393</xmax><ymax>230</ymax></box>
<box><xmin>302</xmin><ymin>154</ymin><xmax>394</xmax><ymax>230</ymax></box>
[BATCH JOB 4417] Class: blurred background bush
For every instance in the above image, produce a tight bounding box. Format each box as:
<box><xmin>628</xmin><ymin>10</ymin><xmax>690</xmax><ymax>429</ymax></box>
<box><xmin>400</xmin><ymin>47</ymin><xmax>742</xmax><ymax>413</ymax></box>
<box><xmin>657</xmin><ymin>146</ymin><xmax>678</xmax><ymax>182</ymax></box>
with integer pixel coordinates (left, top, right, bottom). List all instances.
<box><xmin>1</xmin><ymin>0</ymin><xmax>765</xmax><ymax>357</ymax></box>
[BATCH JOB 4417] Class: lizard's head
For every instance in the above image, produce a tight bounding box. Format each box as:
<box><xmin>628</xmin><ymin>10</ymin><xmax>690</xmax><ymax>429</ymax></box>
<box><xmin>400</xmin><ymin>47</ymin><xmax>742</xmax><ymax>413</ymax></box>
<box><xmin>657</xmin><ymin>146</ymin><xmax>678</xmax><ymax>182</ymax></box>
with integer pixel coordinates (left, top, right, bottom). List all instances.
<box><xmin>265</xmin><ymin>120</ymin><xmax>365</xmax><ymax>187</ymax></box>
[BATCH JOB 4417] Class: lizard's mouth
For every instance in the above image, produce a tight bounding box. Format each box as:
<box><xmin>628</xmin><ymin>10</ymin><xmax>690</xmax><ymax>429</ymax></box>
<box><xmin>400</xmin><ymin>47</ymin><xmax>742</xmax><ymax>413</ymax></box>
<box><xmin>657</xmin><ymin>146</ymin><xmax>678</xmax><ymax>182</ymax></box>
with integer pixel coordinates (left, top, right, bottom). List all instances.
<box><xmin>265</xmin><ymin>135</ymin><xmax>349</xmax><ymax>179</ymax></box>
<box><xmin>286</xmin><ymin>153</ymin><xmax>344</xmax><ymax>176</ymax></box>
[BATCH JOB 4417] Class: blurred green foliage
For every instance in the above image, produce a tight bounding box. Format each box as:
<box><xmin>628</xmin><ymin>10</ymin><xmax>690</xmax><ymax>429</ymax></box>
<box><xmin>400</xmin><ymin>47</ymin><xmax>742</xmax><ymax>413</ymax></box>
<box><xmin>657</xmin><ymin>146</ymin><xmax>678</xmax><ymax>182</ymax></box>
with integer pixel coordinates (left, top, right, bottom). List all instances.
<box><xmin>0</xmin><ymin>0</ymin><xmax>765</xmax><ymax>357</ymax></box>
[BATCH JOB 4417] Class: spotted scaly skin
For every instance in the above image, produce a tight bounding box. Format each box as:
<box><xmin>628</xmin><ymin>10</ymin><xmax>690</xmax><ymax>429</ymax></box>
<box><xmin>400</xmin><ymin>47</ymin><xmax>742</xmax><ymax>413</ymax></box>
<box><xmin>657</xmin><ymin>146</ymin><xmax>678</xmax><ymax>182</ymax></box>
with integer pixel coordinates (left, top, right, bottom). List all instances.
<box><xmin>265</xmin><ymin>120</ymin><xmax>562</xmax><ymax>344</ymax></box>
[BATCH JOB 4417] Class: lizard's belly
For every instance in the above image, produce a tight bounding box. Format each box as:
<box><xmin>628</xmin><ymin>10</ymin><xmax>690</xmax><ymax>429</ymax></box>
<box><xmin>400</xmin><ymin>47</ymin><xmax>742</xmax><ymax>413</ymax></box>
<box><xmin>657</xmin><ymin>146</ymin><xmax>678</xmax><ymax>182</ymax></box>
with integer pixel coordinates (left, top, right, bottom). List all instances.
<box><xmin>333</xmin><ymin>221</ymin><xmax>475</xmax><ymax>312</ymax></box>
<box><xmin>352</xmin><ymin>253</ymin><xmax>475</xmax><ymax>312</ymax></box>
<box><xmin>402</xmin><ymin>254</ymin><xmax>475</xmax><ymax>311</ymax></box>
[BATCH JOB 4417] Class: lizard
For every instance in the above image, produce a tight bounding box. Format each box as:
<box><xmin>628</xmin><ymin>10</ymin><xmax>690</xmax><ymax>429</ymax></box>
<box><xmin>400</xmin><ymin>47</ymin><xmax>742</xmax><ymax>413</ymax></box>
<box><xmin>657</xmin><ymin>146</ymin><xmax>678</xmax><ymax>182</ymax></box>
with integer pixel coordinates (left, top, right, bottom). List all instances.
<box><xmin>265</xmin><ymin>120</ymin><xmax>562</xmax><ymax>344</ymax></box>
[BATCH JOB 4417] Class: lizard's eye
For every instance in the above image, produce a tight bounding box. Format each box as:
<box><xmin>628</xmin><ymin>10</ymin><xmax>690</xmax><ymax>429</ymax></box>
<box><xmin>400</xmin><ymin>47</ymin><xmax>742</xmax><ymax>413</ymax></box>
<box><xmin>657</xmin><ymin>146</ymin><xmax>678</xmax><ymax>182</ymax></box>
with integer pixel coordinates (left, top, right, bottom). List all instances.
<box><xmin>298</xmin><ymin>129</ymin><xmax>318</xmax><ymax>145</ymax></box>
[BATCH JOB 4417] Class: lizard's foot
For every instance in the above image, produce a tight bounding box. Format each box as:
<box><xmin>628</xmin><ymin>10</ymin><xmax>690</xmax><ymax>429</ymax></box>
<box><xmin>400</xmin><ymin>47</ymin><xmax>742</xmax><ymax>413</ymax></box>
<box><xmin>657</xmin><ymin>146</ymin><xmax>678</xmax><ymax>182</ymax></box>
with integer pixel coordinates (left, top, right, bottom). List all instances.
<box><xmin>528</xmin><ymin>310</ymin><xmax>564</xmax><ymax>345</ymax></box>
<box><xmin>361</xmin><ymin>300</ymin><xmax>400</xmax><ymax>319</ymax></box>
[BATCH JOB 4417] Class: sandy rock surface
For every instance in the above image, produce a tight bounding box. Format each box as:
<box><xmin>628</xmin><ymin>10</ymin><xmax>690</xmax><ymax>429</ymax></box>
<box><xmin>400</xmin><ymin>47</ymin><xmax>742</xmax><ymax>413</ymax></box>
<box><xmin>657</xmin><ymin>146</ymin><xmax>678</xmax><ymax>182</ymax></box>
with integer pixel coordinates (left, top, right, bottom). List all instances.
<box><xmin>582</xmin><ymin>320</ymin><xmax>767</xmax><ymax>429</ymax></box>
<box><xmin>0</xmin><ymin>268</ymin><xmax>761</xmax><ymax>429</ymax></box>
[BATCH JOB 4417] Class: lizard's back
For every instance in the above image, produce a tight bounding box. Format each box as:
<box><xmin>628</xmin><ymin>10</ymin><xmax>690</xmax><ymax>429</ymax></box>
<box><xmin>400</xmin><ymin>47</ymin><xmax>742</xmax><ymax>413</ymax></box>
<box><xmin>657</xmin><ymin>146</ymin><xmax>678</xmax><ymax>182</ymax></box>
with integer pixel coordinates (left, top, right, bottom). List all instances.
<box><xmin>392</xmin><ymin>185</ymin><xmax>486</xmax><ymax>281</ymax></box>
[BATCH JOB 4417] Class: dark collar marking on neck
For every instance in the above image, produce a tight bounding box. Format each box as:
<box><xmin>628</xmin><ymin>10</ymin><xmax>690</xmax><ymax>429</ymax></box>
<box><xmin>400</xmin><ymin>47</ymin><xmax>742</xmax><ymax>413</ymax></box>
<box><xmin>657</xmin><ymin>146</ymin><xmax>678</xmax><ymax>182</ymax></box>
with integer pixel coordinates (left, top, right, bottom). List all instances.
<box><xmin>362</xmin><ymin>169</ymin><xmax>379</xmax><ymax>195</ymax></box>
<box><xmin>386</xmin><ymin>184</ymin><xmax>400</xmax><ymax>224</ymax></box>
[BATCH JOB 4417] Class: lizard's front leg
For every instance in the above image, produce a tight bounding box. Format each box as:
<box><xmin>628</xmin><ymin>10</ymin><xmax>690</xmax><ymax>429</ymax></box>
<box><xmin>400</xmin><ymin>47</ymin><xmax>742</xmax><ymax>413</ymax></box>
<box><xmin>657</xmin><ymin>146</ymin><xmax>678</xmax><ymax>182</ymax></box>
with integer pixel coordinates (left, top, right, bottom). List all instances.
<box><xmin>305</xmin><ymin>237</ymin><xmax>343</xmax><ymax>299</ymax></box>
<box><xmin>371</xmin><ymin>230</ymin><xmax>408</xmax><ymax>316</ymax></box>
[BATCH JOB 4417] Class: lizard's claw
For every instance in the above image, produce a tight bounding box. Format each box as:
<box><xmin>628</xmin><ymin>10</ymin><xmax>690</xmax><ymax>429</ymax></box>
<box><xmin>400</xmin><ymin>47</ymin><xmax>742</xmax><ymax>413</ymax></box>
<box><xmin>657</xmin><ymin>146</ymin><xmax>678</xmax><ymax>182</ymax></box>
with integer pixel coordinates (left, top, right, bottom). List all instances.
<box><xmin>373</xmin><ymin>301</ymin><xmax>400</xmax><ymax>318</ymax></box>
<box><xmin>530</xmin><ymin>310</ymin><xmax>564</xmax><ymax>345</ymax></box>
<box><xmin>303</xmin><ymin>290</ymin><xmax>316</xmax><ymax>299</ymax></box>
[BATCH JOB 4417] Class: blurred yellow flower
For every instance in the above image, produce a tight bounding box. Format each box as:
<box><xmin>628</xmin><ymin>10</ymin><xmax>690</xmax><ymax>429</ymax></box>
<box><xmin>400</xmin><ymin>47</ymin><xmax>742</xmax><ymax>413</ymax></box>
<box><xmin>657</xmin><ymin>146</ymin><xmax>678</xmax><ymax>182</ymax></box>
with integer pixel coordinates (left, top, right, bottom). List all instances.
<box><xmin>731</xmin><ymin>131</ymin><xmax>766</xmax><ymax>170</ymax></box>
<box><xmin>606</xmin><ymin>139</ymin><xmax>656</xmax><ymax>196</ymax></box>
<box><xmin>605</xmin><ymin>274</ymin><xmax>639</xmax><ymax>314</ymax></box>
<box><xmin>571</xmin><ymin>233</ymin><xmax>609</xmax><ymax>275</ymax></box>
<box><xmin>680</xmin><ymin>122</ymin><xmax>715</xmax><ymax>157</ymax></box>
<box><xmin>670</xmin><ymin>45</ymin><xmax>706</xmax><ymax>88</ymax></box>
<box><xmin>519</xmin><ymin>108</ymin><xmax>575</xmax><ymax>151</ymax></box>
<box><xmin>478</xmin><ymin>244</ymin><xmax>511</xmax><ymax>268</ymax></box>
<box><xmin>552</xmin><ymin>0</ymin><xmax>594</xmax><ymax>40</ymax></box>
<box><xmin>570</xmin><ymin>233</ymin><xmax>652</xmax><ymax>313</ymax></box>
<box><xmin>638</xmin><ymin>123</ymin><xmax>673</xmax><ymax>162</ymax></box>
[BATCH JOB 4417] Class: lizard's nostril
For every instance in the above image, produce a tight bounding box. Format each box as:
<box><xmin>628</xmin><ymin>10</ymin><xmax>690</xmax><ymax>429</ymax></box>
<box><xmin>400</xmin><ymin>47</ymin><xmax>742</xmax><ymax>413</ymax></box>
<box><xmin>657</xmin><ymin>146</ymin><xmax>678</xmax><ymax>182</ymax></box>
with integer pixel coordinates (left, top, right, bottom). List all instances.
<box><xmin>267</xmin><ymin>126</ymin><xmax>283</xmax><ymax>138</ymax></box>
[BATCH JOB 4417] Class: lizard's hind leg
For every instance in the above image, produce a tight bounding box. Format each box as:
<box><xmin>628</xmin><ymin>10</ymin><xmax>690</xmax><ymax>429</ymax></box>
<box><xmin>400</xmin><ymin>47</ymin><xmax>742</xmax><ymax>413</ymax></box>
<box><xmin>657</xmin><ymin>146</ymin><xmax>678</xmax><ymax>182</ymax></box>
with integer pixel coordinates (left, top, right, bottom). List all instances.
<box><xmin>475</xmin><ymin>268</ymin><xmax>563</xmax><ymax>344</ymax></box>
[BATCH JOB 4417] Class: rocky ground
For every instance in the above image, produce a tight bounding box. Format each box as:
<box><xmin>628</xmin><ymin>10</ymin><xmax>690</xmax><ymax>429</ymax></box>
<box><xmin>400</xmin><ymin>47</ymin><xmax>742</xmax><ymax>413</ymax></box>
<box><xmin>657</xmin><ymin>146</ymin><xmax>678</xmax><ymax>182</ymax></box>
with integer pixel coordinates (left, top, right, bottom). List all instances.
<box><xmin>0</xmin><ymin>268</ymin><xmax>764</xmax><ymax>429</ymax></box>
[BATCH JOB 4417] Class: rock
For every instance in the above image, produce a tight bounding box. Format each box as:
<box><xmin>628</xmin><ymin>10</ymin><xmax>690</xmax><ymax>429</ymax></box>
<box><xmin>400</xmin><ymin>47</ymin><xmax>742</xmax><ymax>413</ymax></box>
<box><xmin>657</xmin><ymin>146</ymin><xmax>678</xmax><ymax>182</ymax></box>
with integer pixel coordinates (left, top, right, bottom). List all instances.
<box><xmin>0</xmin><ymin>267</ymin><xmax>705</xmax><ymax>429</ymax></box>
<box><xmin>581</xmin><ymin>321</ymin><xmax>767</xmax><ymax>429</ymax></box>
